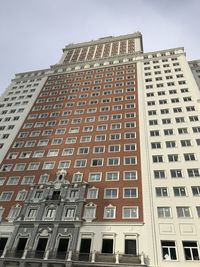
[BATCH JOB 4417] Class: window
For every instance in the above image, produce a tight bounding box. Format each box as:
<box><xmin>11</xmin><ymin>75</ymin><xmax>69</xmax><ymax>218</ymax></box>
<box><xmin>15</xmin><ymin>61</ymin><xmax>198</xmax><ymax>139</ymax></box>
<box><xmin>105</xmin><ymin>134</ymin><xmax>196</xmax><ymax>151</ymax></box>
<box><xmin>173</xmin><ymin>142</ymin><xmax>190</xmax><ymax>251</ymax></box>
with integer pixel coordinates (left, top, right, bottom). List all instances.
<box><xmin>187</xmin><ymin>169</ymin><xmax>200</xmax><ymax>177</ymax></box>
<box><xmin>161</xmin><ymin>241</ymin><xmax>177</xmax><ymax>260</ymax></box>
<box><xmin>104</xmin><ymin>206</ymin><xmax>116</xmax><ymax>219</ymax></box>
<box><xmin>26</xmin><ymin>207</ymin><xmax>38</xmax><ymax>220</ymax></box>
<box><xmin>166</xmin><ymin>141</ymin><xmax>176</xmax><ymax>148</ymax></box>
<box><xmin>178</xmin><ymin>128</ymin><xmax>188</xmax><ymax>134</ymax></box>
<box><xmin>168</xmin><ymin>154</ymin><xmax>179</xmax><ymax>162</ymax></box>
<box><xmin>123</xmin><ymin>207</ymin><xmax>138</xmax><ymax>219</ymax></box>
<box><xmin>191</xmin><ymin>186</ymin><xmax>200</xmax><ymax>196</ymax></box>
<box><xmin>182</xmin><ymin>241</ymin><xmax>199</xmax><ymax>261</ymax></box>
<box><xmin>124</xmin><ymin>171</ymin><xmax>137</xmax><ymax>180</ymax></box>
<box><xmin>7</xmin><ymin>205</ymin><xmax>21</xmax><ymax>221</ymax></box>
<box><xmin>173</xmin><ymin>187</ymin><xmax>186</xmax><ymax>197</ymax></box>
<box><xmin>93</xmin><ymin>146</ymin><xmax>105</xmax><ymax>153</ymax></box>
<box><xmin>155</xmin><ymin>187</ymin><xmax>168</xmax><ymax>197</ymax></box>
<box><xmin>151</xmin><ymin>142</ymin><xmax>161</xmax><ymax>149</ymax></box>
<box><xmin>33</xmin><ymin>150</ymin><xmax>44</xmax><ymax>158</ymax></box>
<box><xmin>74</xmin><ymin>159</ymin><xmax>86</xmax><ymax>168</ymax></box>
<box><xmin>78</xmin><ymin>147</ymin><xmax>89</xmax><ymax>155</ymax></box>
<box><xmin>95</xmin><ymin>135</ymin><xmax>106</xmax><ymax>141</ymax></box>
<box><xmin>184</xmin><ymin>153</ymin><xmax>196</xmax><ymax>161</ymax></box>
<box><xmin>62</xmin><ymin>148</ymin><xmax>74</xmax><ymax>156</ymax></box>
<box><xmin>66</xmin><ymin>170</ymin><xmax>79</xmax><ymax>183</ymax></box>
<box><xmin>43</xmin><ymin>162</ymin><xmax>55</xmax><ymax>170</ymax></box>
<box><xmin>14</xmin><ymin>163</ymin><xmax>26</xmax><ymax>171</ymax></box>
<box><xmin>106</xmin><ymin>172</ymin><xmax>119</xmax><ymax>181</ymax></box>
<box><xmin>157</xmin><ymin>207</ymin><xmax>171</xmax><ymax>218</ymax></box>
<box><xmin>44</xmin><ymin>207</ymin><xmax>56</xmax><ymax>220</ymax></box>
<box><xmin>124</xmin><ymin>144</ymin><xmax>136</xmax><ymax>151</ymax></box>
<box><xmin>21</xmin><ymin>176</ymin><xmax>34</xmax><ymax>185</ymax></box>
<box><xmin>27</xmin><ymin>162</ymin><xmax>40</xmax><ymax>170</ymax></box>
<box><xmin>58</xmin><ymin>160</ymin><xmax>71</xmax><ymax>169</ymax></box>
<box><xmin>64</xmin><ymin>207</ymin><xmax>75</xmax><ymax>220</ymax></box>
<box><xmin>89</xmin><ymin>172</ymin><xmax>101</xmax><ymax>182</ymax></box>
<box><xmin>87</xmin><ymin>188</ymin><xmax>98</xmax><ymax>199</ymax></box>
<box><xmin>7</xmin><ymin>176</ymin><xmax>20</xmax><ymax>185</ymax></box>
<box><xmin>0</xmin><ymin>192</ymin><xmax>13</xmax><ymax>201</ymax></box>
<box><xmin>104</xmin><ymin>188</ymin><xmax>118</xmax><ymax>199</ymax></box>
<box><xmin>154</xmin><ymin>170</ymin><xmax>165</xmax><ymax>179</ymax></box>
<box><xmin>80</xmin><ymin>136</ymin><xmax>91</xmax><ymax>143</ymax></box>
<box><xmin>152</xmin><ymin>155</ymin><xmax>163</xmax><ymax>163</ymax></box>
<box><xmin>123</xmin><ymin>188</ymin><xmax>138</xmax><ymax>198</ymax></box>
<box><xmin>65</xmin><ymin>137</ymin><xmax>76</xmax><ymax>144</ymax></box>
<box><xmin>181</xmin><ymin>140</ymin><xmax>191</xmax><ymax>147</ymax></box>
<box><xmin>108</xmin><ymin>157</ymin><xmax>120</xmax><ymax>166</ymax></box>
<box><xmin>164</xmin><ymin>129</ymin><xmax>173</xmax><ymax>135</ymax></box>
<box><xmin>16</xmin><ymin>190</ymin><xmax>27</xmax><ymax>201</ymax></box>
<box><xmin>124</xmin><ymin>156</ymin><xmax>137</xmax><ymax>165</ymax></box>
<box><xmin>176</xmin><ymin>207</ymin><xmax>191</xmax><ymax>218</ymax></box>
<box><xmin>47</xmin><ymin>149</ymin><xmax>59</xmax><ymax>157</ymax></box>
<box><xmin>170</xmin><ymin>169</ymin><xmax>182</xmax><ymax>178</ymax></box>
<box><xmin>91</xmin><ymin>158</ymin><xmax>103</xmax><ymax>166</ymax></box>
<box><xmin>150</xmin><ymin>130</ymin><xmax>159</xmax><ymax>137</ymax></box>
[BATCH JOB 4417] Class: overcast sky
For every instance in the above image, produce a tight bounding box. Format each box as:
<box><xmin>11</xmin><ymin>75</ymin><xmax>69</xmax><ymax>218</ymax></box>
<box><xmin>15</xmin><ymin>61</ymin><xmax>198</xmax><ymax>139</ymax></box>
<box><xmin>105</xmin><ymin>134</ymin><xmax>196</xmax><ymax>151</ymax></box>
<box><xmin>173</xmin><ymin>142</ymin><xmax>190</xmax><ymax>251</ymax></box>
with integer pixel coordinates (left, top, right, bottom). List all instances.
<box><xmin>0</xmin><ymin>0</ymin><xmax>199</xmax><ymax>95</ymax></box>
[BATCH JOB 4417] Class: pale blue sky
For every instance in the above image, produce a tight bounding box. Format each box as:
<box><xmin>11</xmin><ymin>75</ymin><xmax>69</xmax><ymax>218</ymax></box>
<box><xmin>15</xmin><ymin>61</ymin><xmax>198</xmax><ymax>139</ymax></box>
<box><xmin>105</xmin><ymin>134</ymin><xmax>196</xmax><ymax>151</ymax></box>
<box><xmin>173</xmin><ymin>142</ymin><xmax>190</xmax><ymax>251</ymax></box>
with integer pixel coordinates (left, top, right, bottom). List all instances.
<box><xmin>0</xmin><ymin>0</ymin><xmax>200</xmax><ymax>94</ymax></box>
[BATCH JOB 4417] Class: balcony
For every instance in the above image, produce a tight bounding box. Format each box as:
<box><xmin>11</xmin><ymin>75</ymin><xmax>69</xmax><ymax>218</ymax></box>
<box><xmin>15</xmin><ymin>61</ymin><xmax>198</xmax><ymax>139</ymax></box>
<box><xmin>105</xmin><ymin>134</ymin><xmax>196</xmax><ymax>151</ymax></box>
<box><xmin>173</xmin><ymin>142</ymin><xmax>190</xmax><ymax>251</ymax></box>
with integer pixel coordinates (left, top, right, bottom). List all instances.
<box><xmin>0</xmin><ymin>250</ymin><xmax>146</xmax><ymax>267</ymax></box>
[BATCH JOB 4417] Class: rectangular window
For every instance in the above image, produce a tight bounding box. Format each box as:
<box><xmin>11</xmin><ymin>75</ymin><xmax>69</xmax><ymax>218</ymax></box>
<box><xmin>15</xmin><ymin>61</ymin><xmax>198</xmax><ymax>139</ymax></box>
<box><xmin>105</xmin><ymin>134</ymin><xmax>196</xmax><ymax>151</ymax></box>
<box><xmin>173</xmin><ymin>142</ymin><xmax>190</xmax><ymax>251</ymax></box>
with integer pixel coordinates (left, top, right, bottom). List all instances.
<box><xmin>123</xmin><ymin>207</ymin><xmax>138</xmax><ymax>219</ymax></box>
<box><xmin>155</xmin><ymin>187</ymin><xmax>168</xmax><ymax>197</ymax></box>
<box><xmin>182</xmin><ymin>241</ymin><xmax>199</xmax><ymax>261</ymax></box>
<box><xmin>123</xmin><ymin>188</ymin><xmax>138</xmax><ymax>198</ymax></box>
<box><xmin>173</xmin><ymin>187</ymin><xmax>186</xmax><ymax>197</ymax></box>
<box><xmin>0</xmin><ymin>192</ymin><xmax>13</xmax><ymax>201</ymax></box>
<box><xmin>187</xmin><ymin>169</ymin><xmax>200</xmax><ymax>177</ymax></box>
<box><xmin>104</xmin><ymin>206</ymin><xmax>116</xmax><ymax>219</ymax></box>
<box><xmin>104</xmin><ymin>189</ymin><xmax>118</xmax><ymax>199</ymax></box>
<box><xmin>157</xmin><ymin>207</ymin><xmax>171</xmax><ymax>218</ymax></box>
<box><xmin>161</xmin><ymin>241</ymin><xmax>177</xmax><ymax>260</ymax></box>
<box><xmin>89</xmin><ymin>172</ymin><xmax>101</xmax><ymax>182</ymax></box>
<box><xmin>154</xmin><ymin>170</ymin><xmax>165</xmax><ymax>179</ymax></box>
<box><xmin>106</xmin><ymin>172</ymin><xmax>119</xmax><ymax>181</ymax></box>
<box><xmin>170</xmin><ymin>169</ymin><xmax>182</xmax><ymax>178</ymax></box>
<box><xmin>176</xmin><ymin>207</ymin><xmax>191</xmax><ymax>218</ymax></box>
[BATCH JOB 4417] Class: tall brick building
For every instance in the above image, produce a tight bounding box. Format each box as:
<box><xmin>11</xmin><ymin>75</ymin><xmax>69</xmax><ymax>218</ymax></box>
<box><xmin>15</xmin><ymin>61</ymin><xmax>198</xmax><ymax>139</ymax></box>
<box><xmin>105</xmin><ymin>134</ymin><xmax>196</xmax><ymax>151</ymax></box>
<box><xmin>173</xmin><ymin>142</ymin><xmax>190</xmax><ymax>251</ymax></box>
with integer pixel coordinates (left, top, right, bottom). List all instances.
<box><xmin>0</xmin><ymin>32</ymin><xmax>200</xmax><ymax>267</ymax></box>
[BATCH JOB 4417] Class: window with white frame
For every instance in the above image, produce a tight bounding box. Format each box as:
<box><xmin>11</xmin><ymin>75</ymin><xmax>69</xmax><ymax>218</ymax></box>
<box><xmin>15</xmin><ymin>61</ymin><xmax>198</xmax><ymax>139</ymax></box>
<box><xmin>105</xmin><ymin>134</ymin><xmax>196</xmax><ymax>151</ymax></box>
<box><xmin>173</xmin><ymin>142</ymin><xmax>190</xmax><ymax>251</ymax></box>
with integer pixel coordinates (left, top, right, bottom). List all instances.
<box><xmin>87</xmin><ymin>188</ymin><xmax>98</xmax><ymax>199</ymax></box>
<box><xmin>44</xmin><ymin>207</ymin><xmax>56</xmax><ymax>220</ymax></box>
<box><xmin>64</xmin><ymin>207</ymin><xmax>76</xmax><ymax>220</ymax></box>
<box><xmin>21</xmin><ymin>176</ymin><xmax>34</xmax><ymax>185</ymax></box>
<box><xmin>155</xmin><ymin>187</ymin><xmax>168</xmax><ymax>197</ymax></box>
<box><xmin>106</xmin><ymin>172</ymin><xmax>119</xmax><ymax>181</ymax></box>
<box><xmin>7</xmin><ymin>205</ymin><xmax>21</xmax><ymax>221</ymax></box>
<box><xmin>123</xmin><ymin>188</ymin><xmax>138</xmax><ymax>198</ymax></box>
<box><xmin>123</xmin><ymin>207</ymin><xmax>138</xmax><ymax>219</ymax></box>
<box><xmin>89</xmin><ymin>172</ymin><xmax>101</xmax><ymax>182</ymax></box>
<box><xmin>104</xmin><ymin>188</ymin><xmax>118</xmax><ymax>199</ymax></box>
<box><xmin>62</xmin><ymin>148</ymin><xmax>74</xmax><ymax>156</ymax></box>
<box><xmin>104</xmin><ymin>205</ymin><xmax>116</xmax><ymax>219</ymax></box>
<box><xmin>182</xmin><ymin>241</ymin><xmax>199</xmax><ymax>261</ymax></box>
<box><xmin>107</xmin><ymin>157</ymin><xmax>120</xmax><ymax>166</ymax></box>
<box><xmin>74</xmin><ymin>159</ymin><xmax>87</xmax><ymax>168</ymax></box>
<box><xmin>78</xmin><ymin>147</ymin><xmax>89</xmax><ymax>154</ymax></box>
<box><xmin>161</xmin><ymin>241</ymin><xmax>177</xmax><ymax>260</ymax></box>
<box><xmin>0</xmin><ymin>191</ymin><xmax>13</xmax><ymax>201</ymax></box>
<box><xmin>14</xmin><ymin>163</ymin><xmax>26</xmax><ymax>171</ymax></box>
<box><xmin>72</xmin><ymin>172</ymin><xmax>83</xmax><ymax>182</ymax></box>
<box><xmin>124</xmin><ymin>171</ymin><xmax>137</xmax><ymax>180</ymax></box>
<box><xmin>27</xmin><ymin>162</ymin><xmax>40</xmax><ymax>170</ymax></box>
<box><xmin>7</xmin><ymin>176</ymin><xmax>20</xmax><ymax>185</ymax></box>
<box><xmin>42</xmin><ymin>162</ymin><xmax>55</xmax><ymax>170</ymax></box>
<box><xmin>176</xmin><ymin>207</ymin><xmax>191</xmax><ymax>218</ymax></box>
<box><xmin>33</xmin><ymin>150</ymin><xmax>45</xmax><ymax>158</ymax></box>
<box><xmin>16</xmin><ymin>190</ymin><xmax>27</xmax><ymax>201</ymax></box>
<box><xmin>39</xmin><ymin>174</ymin><xmax>49</xmax><ymax>184</ymax></box>
<box><xmin>26</xmin><ymin>207</ymin><xmax>38</xmax><ymax>220</ymax></box>
<box><xmin>124</xmin><ymin>156</ymin><xmax>137</xmax><ymax>165</ymax></box>
<box><xmin>58</xmin><ymin>161</ymin><xmax>71</xmax><ymax>169</ymax></box>
<box><xmin>157</xmin><ymin>207</ymin><xmax>172</xmax><ymax>218</ymax></box>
